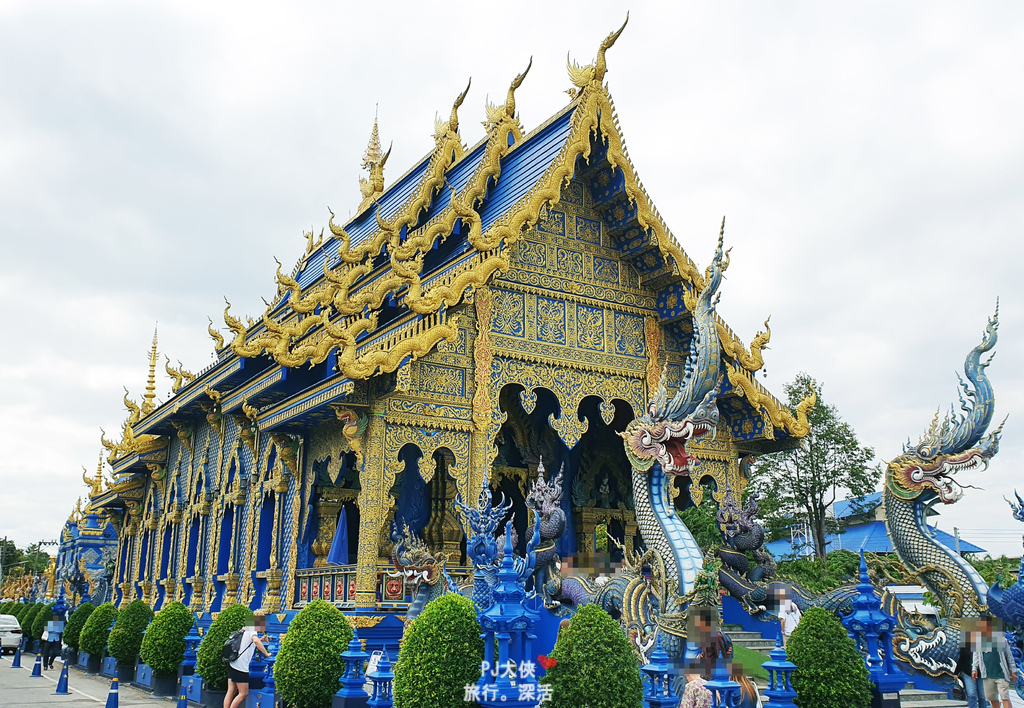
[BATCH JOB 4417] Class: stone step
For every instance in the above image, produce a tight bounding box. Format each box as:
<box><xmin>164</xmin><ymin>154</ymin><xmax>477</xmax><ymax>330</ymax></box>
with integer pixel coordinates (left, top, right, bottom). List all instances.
<box><xmin>899</xmin><ymin>689</ymin><xmax>965</xmax><ymax>706</ymax></box>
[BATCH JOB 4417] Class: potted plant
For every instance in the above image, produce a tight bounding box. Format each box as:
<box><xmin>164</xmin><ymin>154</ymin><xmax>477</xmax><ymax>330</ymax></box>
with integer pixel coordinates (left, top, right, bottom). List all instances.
<box><xmin>63</xmin><ymin>601</ymin><xmax>94</xmax><ymax>665</ymax></box>
<box><xmin>139</xmin><ymin>602</ymin><xmax>194</xmax><ymax>697</ymax></box>
<box><xmin>106</xmin><ymin>599</ymin><xmax>152</xmax><ymax>684</ymax></box>
<box><xmin>540</xmin><ymin>603</ymin><xmax>644</xmax><ymax>708</ymax></box>
<box><xmin>79</xmin><ymin>602</ymin><xmax>118</xmax><ymax>674</ymax></box>
<box><xmin>275</xmin><ymin>600</ymin><xmax>352</xmax><ymax>708</ymax></box>
<box><xmin>196</xmin><ymin>603</ymin><xmax>253</xmax><ymax>708</ymax></box>
<box><xmin>394</xmin><ymin>593</ymin><xmax>484</xmax><ymax>708</ymax></box>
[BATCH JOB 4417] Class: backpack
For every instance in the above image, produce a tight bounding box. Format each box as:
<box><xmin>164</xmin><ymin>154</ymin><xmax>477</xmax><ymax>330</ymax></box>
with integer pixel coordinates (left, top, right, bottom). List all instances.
<box><xmin>222</xmin><ymin>629</ymin><xmax>247</xmax><ymax>664</ymax></box>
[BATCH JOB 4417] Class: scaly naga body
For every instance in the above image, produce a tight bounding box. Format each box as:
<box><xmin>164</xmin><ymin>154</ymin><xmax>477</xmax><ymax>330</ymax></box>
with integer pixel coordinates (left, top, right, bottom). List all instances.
<box><xmin>884</xmin><ymin>308</ymin><xmax>1002</xmax><ymax>677</ymax></box>
<box><xmin>987</xmin><ymin>492</ymin><xmax>1024</xmax><ymax>699</ymax></box>
<box><xmin>621</xmin><ymin>227</ymin><xmax>727</xmax><ymax>601</ymax></box>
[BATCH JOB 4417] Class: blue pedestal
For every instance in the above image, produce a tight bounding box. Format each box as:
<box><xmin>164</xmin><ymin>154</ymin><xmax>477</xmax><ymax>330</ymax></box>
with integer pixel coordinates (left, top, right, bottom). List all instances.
<box><xmin>250</xmin><ymin>689</ymin><xmax>277</xmax><ymax>708</ymax></box>
<box><xmin>134</xmin><ymin>662</ymin><xmax>154</xmax><ymax>689</ymax></box>
<box><xmin>77</xmin><ymin>651</ymin><xmax>89</xmax><ymax>669</ymax></box>
<box><xmin>101</xmin><ymin>656</ymin><xmax>117</xmax><ymax>677</ymax></box>
<box><xmin>181</xmin><ymin>674</ymin><xmax>203</xmax><ymax>703</ymax></box>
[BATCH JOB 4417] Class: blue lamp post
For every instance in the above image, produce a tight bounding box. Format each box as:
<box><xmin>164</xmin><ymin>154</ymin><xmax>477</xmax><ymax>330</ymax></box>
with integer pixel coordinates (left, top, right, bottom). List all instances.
<box><xmin>761</xmin><ymin>631</ymin><xmax>797</xmax><ymax>708</ymax></box>
<box><xmin>336</xmin><ymin>628</ymin><xmax>370</xmax><ymax>706</ymax></box>
<box><xmin>641</xmin><ymin>636</ymin><xmax>679</xmax><ymax>708</ymax></box>
<box><xmin>180</xmin><ymin>619</ymin><xmax>201</xmax><ymax>676</ymax></box>
<box><xmin>366</xmin><ymin>646</ymin><xmax>394</xmax><ymax>708</ymax></box>
<box><xmin>841</xmin><ymin>551</ymin><xmax>908</xmax><ymax>708</ymax></box>
<box><xmin>476</xmin><ymin>525</ymin><xmax>540</xmax><ymax>708</ymax></box>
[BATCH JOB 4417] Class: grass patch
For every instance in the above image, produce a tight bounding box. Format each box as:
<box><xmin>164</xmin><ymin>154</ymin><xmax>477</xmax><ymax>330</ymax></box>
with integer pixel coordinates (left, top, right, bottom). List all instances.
<box><xmin>732</xmin><ymin>643</ymin><xmax>770</xmax><ymax>681</ymax></box>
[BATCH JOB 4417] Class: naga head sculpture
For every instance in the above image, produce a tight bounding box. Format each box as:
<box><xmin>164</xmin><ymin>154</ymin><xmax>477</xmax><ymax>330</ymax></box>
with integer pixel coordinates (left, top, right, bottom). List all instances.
<box><xmin>526</xmin><ymin>457</ymin><xmax>564</xmax><ymax>519</ymax></box>
<box><xmin>887</xmin><ymin>306</ymin><xmax>1003</xmax><ymax>505</ymax></box>
<box><xmin>454</xmin><ymin>472</ymin><xmax>511</xmax><ymax>568</ymax></box>
<box><xmin>621</xmin><ymin>227</ymin><xmax>726</xmax><ymax>477</ymax></box>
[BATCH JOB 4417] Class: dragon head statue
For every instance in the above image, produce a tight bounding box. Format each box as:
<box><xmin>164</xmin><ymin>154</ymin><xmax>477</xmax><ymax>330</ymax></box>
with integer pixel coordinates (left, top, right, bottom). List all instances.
<box><xmin>621</xmin><ymin>228</ymin><xmax>726</xmax><ymax>477</ymax></box>
<box><xmin>887</xmin><ymin>306</ymin><xmax>1003</xmax><ymax>505</ymax></box>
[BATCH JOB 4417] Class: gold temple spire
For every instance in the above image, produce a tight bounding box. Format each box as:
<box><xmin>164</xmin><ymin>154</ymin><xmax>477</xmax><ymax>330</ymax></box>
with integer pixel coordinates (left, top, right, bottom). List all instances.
<box><xmin>141</xmin><ymin>325</ymin><xmax>159</xmax><ymax>417</ymax></box>
<box><xmin>358</xmin><ymin>107</ymin><xmax>392</xmax><ymax>212</ymax></box>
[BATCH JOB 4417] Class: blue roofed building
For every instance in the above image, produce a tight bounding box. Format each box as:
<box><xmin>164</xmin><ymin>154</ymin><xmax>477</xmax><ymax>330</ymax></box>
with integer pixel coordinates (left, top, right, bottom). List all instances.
<box><xmin>765</xmin><ymin>491</ymin><xmax>986</xmax><ymax>558</ymax></box>
<box><xmin>62</xmin><ymin>28</ymin><xmax>809</xmax><ymax>650</ymax></box>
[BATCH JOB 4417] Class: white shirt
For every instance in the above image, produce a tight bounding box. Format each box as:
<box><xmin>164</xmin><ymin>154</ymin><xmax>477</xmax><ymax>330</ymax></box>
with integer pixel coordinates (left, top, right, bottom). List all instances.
<box><xmin>779</xmin><ymin>603</ymin><xmax>801</xmax><ymax>635</ymax></box>
<box><xmin>229</xmin><ymin>627</ymin><xmax>260</xmax><ymax>672</ymax></box>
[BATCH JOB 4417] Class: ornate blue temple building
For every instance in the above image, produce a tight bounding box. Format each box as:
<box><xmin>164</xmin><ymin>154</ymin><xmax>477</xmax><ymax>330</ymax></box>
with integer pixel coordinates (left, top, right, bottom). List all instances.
<box><xmin>56</xmin><ymin>460</ymin><xmax>119</xmax><ymax>606</ymax></box>
<box><xmin>59</xmin><ymin>31</ymin><xmax>810</xmax><ymax>632</ymax></box>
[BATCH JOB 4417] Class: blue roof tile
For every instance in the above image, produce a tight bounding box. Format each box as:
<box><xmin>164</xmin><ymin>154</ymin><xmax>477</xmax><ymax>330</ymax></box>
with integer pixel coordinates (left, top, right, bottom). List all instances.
<box><xmin>765</xmin><ymin>519</ymin><xmax>986</xmax><ymax>557</ymax></box>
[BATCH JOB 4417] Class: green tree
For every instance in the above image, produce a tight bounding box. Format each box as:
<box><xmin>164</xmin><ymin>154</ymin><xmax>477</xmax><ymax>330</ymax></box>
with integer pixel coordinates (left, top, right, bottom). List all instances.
<box><xmin>787</xmin><ymin>607</ymin><xmax>871</xmax><ymax>708</ymax></box>
<box><xmin>80</xmin><ymin>602</ymin><xmax>118</xmax><ymax>656</ymax></box>
<box><xmin>32</xmin><ymin>603</ymin><xmax>55</xmax><ymax>641</ymax></box>
<box><xmin>64</xmin><ymin>602</ymin><xmax>95</xmax><ymax>651</ymax></box>
<box><xmin>678</xmin><ymin>482</ymin><xmax>724</xmax><ymax>550</ymax></box>
<box><xmin>750</xmin><ymin>374</ymin><xmax>879</xmax><ymax>560</ymax></box>
<box><xmin>393</xmin><ymin>593</ymin><xmax>483</xmax><ymax>708</ymax></box>
<box><xmin>541</xmin><ymin>603</ymin><xmax>643</xmax><ymax>708</ymax></box>
<box><xmin>106</xmin><ymin>599</ymin><xmax>152</xmax><ymax>663</ymax></box>
<box><xmin>140</xmin><ymin>602</ymin><xmax>194</xmax><ymax>675</ymax></box>
<box><xmin>22</xmin><ymin>544</ymin><xmax>50</xmax><ymax>575</ymax></box>
<box><xmin>196</xmin><ymin>603</ymin><xmax>252</xmax><ymax>691</ymax></box>
<box><xmin>275</xmin><ymin>600</ymin><xmax>352</xmax><ymax>708</ymax></box>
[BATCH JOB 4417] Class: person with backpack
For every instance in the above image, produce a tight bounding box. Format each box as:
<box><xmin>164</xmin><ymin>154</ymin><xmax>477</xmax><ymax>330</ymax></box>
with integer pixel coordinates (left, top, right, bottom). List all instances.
<box><xmin>223</xmin><ymin>609</ymin><xmax>271</xmax><ymax>708</ymax></box>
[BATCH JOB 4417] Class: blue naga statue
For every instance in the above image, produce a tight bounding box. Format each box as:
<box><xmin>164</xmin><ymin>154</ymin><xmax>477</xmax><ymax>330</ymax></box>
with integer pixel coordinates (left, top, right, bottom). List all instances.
<box><xmin>882</xmin><ymin>306</ymin><xmax>1004</xmax><ymax>677</ymax></box>
<box><xmin>988</xmin><ymin>491</ymin><xmax>1024</xmax><ymax>699</ymax></box>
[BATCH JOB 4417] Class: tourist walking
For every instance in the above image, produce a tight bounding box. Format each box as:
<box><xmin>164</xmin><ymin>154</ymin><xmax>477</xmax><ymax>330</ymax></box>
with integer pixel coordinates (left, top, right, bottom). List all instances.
<box><xmin>41</xmin><ymin>609</ymin><xmax>64</xmax><ymax>670</ymax></box>
<box><xmin>224</xmin><ymin>609</ymin><xmax>271</xmax><ymax>708</ymax></box>
<box><xmin>958</xmin><ymin>619</ymin><xmax>987</xmax><ymax>708</ymax></box>
<box><xmin>779</xmin><ymin>598</ymin><xmax>801</xmax><ymax>647</ymax></box>
<box><xmin>972</xmin><ymin>616</ymin><xmax>1018</xmax><ymax>708</ymax></box>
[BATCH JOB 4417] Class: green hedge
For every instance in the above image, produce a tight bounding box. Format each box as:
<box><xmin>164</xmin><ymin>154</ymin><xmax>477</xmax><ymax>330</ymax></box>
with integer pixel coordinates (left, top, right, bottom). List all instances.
<box><xmin>541</xmin><ymin>603</ymin><xmax>644</xmax><ymax>708</ymax></box>
<box><xmin>64</xmin><ymin>602</ymin><xmax>95</xmax><ymax>651</ymax></box>
<box><xmin>107</xmin><ymin>600</ymin><xmax>152</xmax><ymax>663</ymax></box>
<box><xmin>787</xmin><ymin>607</ymin><xmax>871</xmax><ymax>708</ymax></box>
<box><xmin>22</xmin><ymin>603</ymin><xmax>43</xmax><ymax>640</ymax></box>
<box><xmin>32</xmin><ymin>603</ymin><xmax>55</xmax><ymax>641</ymax></box>
<box><xmin>140</xmin><ymin>602</ymin><xmax>194</xmax><ymax>675</ymax></box>
<box><xmin>79</xmin><ymin>602</ymin><xmax>118</xmax><ymax>656</ymax></box>
<box><xmin>275</xmin><ymin>600</ymin><xmax>352</xmax><ymax>708</ymax></box>
<box><xmin>196</xmin><ymin>604</ymin><xmax>253</xmax><ymax>691</ymax></box>
<box><xmin>394</xmin><ymin>593</ymin><xmax>483</xmax><ymax>708</ymax></box>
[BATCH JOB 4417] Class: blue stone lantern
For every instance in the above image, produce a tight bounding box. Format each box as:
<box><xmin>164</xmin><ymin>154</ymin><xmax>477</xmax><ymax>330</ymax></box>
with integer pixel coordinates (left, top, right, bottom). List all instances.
<box><xmin>761</xmin><ymin>631</ymin><xmax>797</xmax><ymax>708</ymax></box>
<box><xmin>366</xmin><ymin>646</ymin><xmax>394</xmax><ymax>708</ymax></box>
<box><xmin>841</xmin><ymin>551</ymin><xmax>909</xmax><ymax>707</ymax></box>
<box><xmin>702</xmin><ymin>649</ymin><xmax>741</xmax><ymax>708</ymax></box>
<box><xmin>53</xmin><ymin>587</ymin><xmax>68</xmax><ymax>621</ymax></box>
<box><xmin>641</xmin><ymin>636</ymin><xmax>679</xmax><ymax>708</ymax></box>
<box><xmin>260</xmin><ymin>631</ymin><xmax>280</xmax><ymax>696</ymax></box>
<box><xmin>337</xmin><ymin>628</ymin><xmax>370</xmax><ymax>702</ymax></box>
<box><xmin>180</xmin><ymin>619</ymin><xmax>201</xmax><ymax>676</ymax></box>
<box><xmin>477</xmin><ymin>525</ymin><xmax>540</xmax><ymax>708</ymax></box>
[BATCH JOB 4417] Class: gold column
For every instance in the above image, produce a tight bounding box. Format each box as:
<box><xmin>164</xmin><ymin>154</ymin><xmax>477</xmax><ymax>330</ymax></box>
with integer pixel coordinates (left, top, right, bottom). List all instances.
<box><xmin>354</xmin><ymin>414</ymin><xmax>391</xmax><ymax>608</ymax></box>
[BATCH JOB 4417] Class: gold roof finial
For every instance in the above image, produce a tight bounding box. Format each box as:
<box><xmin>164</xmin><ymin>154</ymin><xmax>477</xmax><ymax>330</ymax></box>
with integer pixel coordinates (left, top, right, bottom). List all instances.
<box><xmin>362</xmin><ymin>105</ymin><xmax>383</xmax><ymax>168</ymax></box>
<box><xmin>506</xmin><ymin>57</ymin><xmax>532</xmax><ymax>119</ymax></box>
<box><xmin>358</xmin><ymin>107</ymin><xmax>392</xmax><ymax>211</ymax></box>
<box><xmin>142</xmin><ymin>325</ymin><xmax>159</xmax><ymax>417</ymax></box>
<box><xmin>567</xmin><ymin>13</ymin><xmax>629</xmax><ymax>95</ymax></box>
<box><xmin>83</xmin><ymin>452</ymin><xmax>105</xmax><ymax>499</ymax></box>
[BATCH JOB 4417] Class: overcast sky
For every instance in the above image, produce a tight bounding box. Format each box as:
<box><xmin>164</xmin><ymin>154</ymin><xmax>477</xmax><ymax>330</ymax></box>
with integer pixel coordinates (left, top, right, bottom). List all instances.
<box><xmin>1</xmin><ymin>2</ymin><xmax>1022</xmax><ymax>558</ymax></box>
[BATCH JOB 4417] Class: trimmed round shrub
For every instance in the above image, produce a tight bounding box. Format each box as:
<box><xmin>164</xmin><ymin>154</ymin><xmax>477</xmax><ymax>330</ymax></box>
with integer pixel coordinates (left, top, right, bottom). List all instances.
<box><xmin>197</xmin><ymin>604</ymin><xmax>253</xmax><ymax>691</ymax></box>
<box><xmin>140</xmin><ymin>602</ymin><xmax>194</xmax><ymax>675</ymax></box>
<box><xmin>64</xmin><ymin>602</ymin><xmax>95</xmax><ymax>651</ymax></box>
<box><xmin>275</xmin><ymin>600</ymin><xmax>352</xmax><ymax>708</ymax></box>
<box><xmin>394</xmin><ymin>593</ymin><xmax>483</xmax><ymax>708</ymax></box>
<box><xmin>80</xmin><ymin>602</ymin><xmax>119</xmax><ymax>656</ymax></box>
<box><xmin>107</xmin><ymin>599</ymin><xmax>152</xmax><ymax>664</ymax></box>
<box><xmin>541</xmin><ymin>603</ymin><xmax>644</xmax><ymax>708</ymax></box>
<box><xmin>787</xmin><ymin>606</ymin><xmax>871</xmax><ymax>708</ymax></box>
<box><xmin>32</xmin><ymin>603</ymin><xmax>55</xmax><ymax>641</ymax></box>
<box><xmin>22</xmin><ymin>603</ymin><xmax>43</xmax><ymax>639</ymax></box>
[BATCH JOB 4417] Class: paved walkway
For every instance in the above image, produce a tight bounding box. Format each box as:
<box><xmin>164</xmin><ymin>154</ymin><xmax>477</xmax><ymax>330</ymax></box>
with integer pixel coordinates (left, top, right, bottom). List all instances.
<box><xmin>0</xmin><ymin>651</ymin><xmax>169</xmax><ymax>707</ymax></box>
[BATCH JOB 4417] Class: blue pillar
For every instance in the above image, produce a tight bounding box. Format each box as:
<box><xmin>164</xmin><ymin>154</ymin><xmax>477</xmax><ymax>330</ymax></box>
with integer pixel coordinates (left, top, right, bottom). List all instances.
<box><xmin>181</xmin><ymin>619</ymin><xmax>201</xmax><ymax>676</ymax></box>
<box><xmin>702</xmin><ymin>654</ymin><xmax>740</xmax><ymax>708</ymax></box>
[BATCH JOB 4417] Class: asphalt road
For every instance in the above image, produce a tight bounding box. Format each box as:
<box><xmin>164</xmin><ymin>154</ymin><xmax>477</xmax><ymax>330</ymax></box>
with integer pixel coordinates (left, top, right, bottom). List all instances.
<box><xmin>0</xmin><ymin>651</ymin><xmax>169</xmax><ymax>706</ymax></box>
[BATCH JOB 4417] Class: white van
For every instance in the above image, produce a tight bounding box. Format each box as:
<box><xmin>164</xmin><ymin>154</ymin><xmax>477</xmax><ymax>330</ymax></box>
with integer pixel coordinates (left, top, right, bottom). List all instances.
<box><xmin>0</xmin><ymin>614</ymin><xmax>23</xmax><ymax>654</ymax></box>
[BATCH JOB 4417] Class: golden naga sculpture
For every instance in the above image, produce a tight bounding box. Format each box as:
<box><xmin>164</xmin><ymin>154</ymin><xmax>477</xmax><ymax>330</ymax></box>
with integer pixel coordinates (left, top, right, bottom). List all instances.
<box><xmin>567</xmin><ymin>13</ymin><xmax>629</xmax><ymax>95</ymax></box>
<box><xmin>717</xmin><ymin>318</ymin><xmax>772</xmax><ymax>373</ymax></box>
<box><xmin>208</xmin><ymin>317</ymin><xmax>226</xmax><ymax>351</ymax></box>
<box><xmin>434</xmin><ymin>78</ymin><xmax>472</xmax><ymax>147</ymax></box>
<box><xmin>484</xmin><ymin>57</ymin><xmax>532</xmax><ymax>132</ymax></box>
